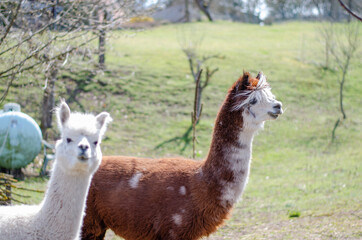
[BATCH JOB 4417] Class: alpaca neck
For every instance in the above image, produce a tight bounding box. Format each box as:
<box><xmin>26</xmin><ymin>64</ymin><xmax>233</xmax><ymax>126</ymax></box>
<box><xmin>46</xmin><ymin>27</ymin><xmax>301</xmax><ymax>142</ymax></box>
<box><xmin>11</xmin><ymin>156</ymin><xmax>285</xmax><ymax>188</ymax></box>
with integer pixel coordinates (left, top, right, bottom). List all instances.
<box><xmin>37</xmin><ymin>163</ymin><xmax>92</xmax><ymax>239</ymax></box>
<box><xmin>203</xmin><ymin>100</ymin><xmax>258</xmax><ymax>207</ymax></box>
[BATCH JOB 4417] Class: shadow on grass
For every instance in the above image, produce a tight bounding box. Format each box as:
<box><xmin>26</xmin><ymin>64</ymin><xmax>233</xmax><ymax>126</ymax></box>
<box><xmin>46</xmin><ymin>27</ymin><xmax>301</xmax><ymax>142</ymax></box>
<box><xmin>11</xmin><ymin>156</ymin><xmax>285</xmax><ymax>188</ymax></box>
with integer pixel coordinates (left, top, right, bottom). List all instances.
<box><xmin>61</xmin><ymin>70</ymin><xmax>98</xmax><ymax>112</ymax></box>
<box><xmin>154</xmin><ymin>125</ymin><xmax>193</xmax><ymax>154</ymax></box>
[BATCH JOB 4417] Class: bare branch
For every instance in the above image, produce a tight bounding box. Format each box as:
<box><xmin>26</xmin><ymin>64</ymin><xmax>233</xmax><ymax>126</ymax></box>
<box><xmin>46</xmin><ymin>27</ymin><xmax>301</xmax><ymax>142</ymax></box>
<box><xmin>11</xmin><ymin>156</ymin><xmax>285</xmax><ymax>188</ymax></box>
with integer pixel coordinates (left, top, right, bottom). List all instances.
<box><xmin>201</xmin><ymin>54</ymin><xmax>224</xmax><ymax>62</ymax></box>
<box><xmin>194</xmin><ymin>0</ymin><xmax>213</xmax><ymax>21</ymax></box>
<box><xmin>0</xmin><ymin>35</ymin><xmax>97</xmax><ymax>80</ymax></box>
<box><xmin>187</xmin><ymin>57</ymin><xmax>197</xmax><ymax>80</ymax></box>
<box><xmin>0</xmin><ymin>0</ymin><xmax>22</xmax><ymax>46</ymax></box>
<box><xmin>0</xmin><ymin>7</ymin><xmax>65</xmax><ymax>56</ymax></box>
<box><xmin>337</xmin><ymin>0</ymin><xmax>362</xmax><ymax>21</ymax></box>
<box><xmin>202</xmin><ymin>66</ymin><xmax>218</xmax><ymax>89</ymax></box>
<box><xmin>0</xmin><ymin>38</ymin><xmax>55</xmax><ymax>77</ymax></box>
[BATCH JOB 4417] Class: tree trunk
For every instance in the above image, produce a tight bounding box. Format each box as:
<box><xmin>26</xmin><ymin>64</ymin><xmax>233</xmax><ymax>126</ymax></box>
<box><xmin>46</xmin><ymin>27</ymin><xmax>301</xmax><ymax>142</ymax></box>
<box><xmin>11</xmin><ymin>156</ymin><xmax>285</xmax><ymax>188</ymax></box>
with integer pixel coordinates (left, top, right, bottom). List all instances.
<box><xmin>325</xmin><ymin>37</ymin><xmax>329</xmax><ymax>68</ymax></box>
<box><xmin>331</xmin><ymin>118</ymin><xmax>340</xmax><ymax>142</ymax></box>
<box><xmin>339</xmin><ymin>60</ymin><xmax>349</xmax><ymax>120</ymax></box>
<box><xmin>98</xmin><ymin>10</ymin><xmax>107</xmax><ymax>70</ymax></box>
<box><xmin>194</xmin><ymin>0</ymin><xmax>213</xmax><ymax>21</ymax></box>
<box><xmin>99</xmin><ymin>29</ymin><xmax>105</xmax><ymax>69</ymax></box>
<box><xmin>51</xmin><ymin>0</ymin><xmax>59</xmax><ymax>30</ymax></box>
<box><xmin>185</xmin><ymin>0</ymin><xmax>190</xmax><ymax>22</ymax></box>
<box><xmin>192</xmin><ymin>70</ymin><xmax>203</xmax><ymax>158</ymax></box>
<box><xmin>331</xmin><ymin>0</ymin><xmax>340</xmax><ymax>21</ymax></box>
<box><xmin>40</xmin><ymin>65</ymin><xmax>58</xmax><ymax>140</ymax></box>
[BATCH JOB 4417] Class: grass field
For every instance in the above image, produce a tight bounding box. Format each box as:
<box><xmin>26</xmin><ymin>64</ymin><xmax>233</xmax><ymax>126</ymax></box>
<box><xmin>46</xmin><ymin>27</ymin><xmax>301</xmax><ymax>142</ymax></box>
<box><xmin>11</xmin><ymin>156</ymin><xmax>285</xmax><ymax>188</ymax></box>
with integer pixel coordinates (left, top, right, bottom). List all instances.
<box><xmin>4</xmin><ymin>21</ymin><xmax>362</xmax><ymax>239</ymax></box>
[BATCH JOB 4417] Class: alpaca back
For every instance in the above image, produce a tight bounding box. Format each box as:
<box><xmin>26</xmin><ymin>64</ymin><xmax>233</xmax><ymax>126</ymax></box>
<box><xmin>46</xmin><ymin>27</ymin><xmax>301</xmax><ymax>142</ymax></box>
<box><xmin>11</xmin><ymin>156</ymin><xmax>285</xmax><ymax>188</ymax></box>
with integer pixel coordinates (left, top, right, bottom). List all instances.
<box><xmin>82</xmin><ymin>156</ymin><xmax>229</xmax><ymax>240</ymax></box>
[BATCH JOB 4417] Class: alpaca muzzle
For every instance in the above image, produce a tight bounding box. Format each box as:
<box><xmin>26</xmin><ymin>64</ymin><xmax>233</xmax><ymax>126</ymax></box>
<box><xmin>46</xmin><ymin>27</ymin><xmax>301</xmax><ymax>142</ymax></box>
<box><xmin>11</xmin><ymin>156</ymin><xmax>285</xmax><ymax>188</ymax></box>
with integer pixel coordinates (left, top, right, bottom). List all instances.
<box><xmin>268</xmin><ymin>102</ymin><xmax>283</xmax><ymax>119</ymax></box>
<box><xmin>78</xmin><ymin>146</ymin><xmax>90</xmax><ymax>161</ymax></box>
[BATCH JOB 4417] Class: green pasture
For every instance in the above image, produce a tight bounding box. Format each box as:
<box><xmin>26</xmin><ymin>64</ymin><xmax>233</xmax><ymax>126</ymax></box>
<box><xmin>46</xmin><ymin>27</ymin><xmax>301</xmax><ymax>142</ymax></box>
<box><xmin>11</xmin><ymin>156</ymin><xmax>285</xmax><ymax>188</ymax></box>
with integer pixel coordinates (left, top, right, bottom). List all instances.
<box><xmin>3</xmin><ymin>21</ymin><xmax>362</xmax><ymax>239</ymax></box>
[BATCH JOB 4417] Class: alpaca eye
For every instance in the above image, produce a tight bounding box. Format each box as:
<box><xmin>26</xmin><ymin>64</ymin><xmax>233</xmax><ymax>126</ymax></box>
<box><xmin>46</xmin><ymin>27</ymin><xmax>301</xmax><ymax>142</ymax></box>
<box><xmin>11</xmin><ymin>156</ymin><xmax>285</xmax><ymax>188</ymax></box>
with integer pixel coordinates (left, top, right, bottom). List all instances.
<box><xmin>66</xmin><ymin>138</ymin><xmax>72</xmax><ymax>143</ymax></box>
<box><xmin>93</xmin><ymin>141</ymin><xmax>98</xmax><ymax>145</ymax></box>
<box><xmin>250</xmin><ymin>98</ymin><xmax>257</xmax><ymax>105</ymax></box>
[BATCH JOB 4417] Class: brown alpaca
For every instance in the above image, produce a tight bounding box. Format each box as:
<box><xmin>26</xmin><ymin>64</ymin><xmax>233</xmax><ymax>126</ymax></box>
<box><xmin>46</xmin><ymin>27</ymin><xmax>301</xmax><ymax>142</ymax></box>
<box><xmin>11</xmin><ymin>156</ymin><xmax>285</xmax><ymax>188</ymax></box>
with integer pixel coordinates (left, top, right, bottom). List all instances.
<box><xmin>81</xmin><ymin>72</ymin><xmax>283</xmax><ymax>240</ymax></box>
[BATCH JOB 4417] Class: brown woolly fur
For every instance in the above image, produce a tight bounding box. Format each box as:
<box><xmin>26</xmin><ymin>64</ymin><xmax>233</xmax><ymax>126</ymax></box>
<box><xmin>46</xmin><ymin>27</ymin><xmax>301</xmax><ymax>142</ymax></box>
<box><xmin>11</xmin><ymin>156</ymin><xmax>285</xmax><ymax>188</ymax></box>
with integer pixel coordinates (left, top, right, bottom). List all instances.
<box><xmin>81</xmin><ymin>72</ymin><xmax>283</xmax><ymax>240</ymax></box>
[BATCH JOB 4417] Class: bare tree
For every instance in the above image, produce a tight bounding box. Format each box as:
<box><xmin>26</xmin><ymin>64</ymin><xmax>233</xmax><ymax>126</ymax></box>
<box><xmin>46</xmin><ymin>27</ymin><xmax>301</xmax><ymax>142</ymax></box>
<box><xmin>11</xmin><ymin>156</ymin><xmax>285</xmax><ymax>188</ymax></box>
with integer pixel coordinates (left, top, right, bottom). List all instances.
<box><xmin>178</xmin><ymin>28</ymin><xmax>223</xmax><ymax>120</ymax></box>
<box><xmin>317</xmin><ymin>22</ymin><xmax>334</xmax><ymax>69</ymax></box>
<box><xmin>153</xmin><ymin>28</ymin><xmax>223</xmax><ymax>155</ymax></box>
<box><xmin>320</xmin><ymin>21</ymin><xmax>360</xmax><ymax>141</ymax></box>
<box><xmin>177</xmin><ymin>27</ymin><xmax>223</xmax><ymax>157</ymax></box>
<box><xmin>0</xmin><ymin>0</ymin><xmax>151</xmax><ymax>138</ymax></box>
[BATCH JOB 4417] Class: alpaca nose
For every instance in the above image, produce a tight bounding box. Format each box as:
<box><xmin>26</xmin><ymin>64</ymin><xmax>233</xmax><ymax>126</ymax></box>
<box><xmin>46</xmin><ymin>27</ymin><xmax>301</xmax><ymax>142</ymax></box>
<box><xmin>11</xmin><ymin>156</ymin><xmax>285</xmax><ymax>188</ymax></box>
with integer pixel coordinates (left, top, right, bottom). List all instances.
<box><xmin>79</xmin><ymin>144</ymin><xmax>89</xmax><ymax>152</ymax></box>
<box><xmin>273</xmin><ymin>102</ymin><xmax>283</xmax><ymax>114</ymax></box>
<box><xmin>78</xmin><ymin>137</ymin><xmax>90</xmax><ymax>155</ymax></box>
<box><xmin>78</xmin><ymin>144</ymin><xmax>89</xmax><ymax>160</ymax></box>
<box><xmin>273</xmin><ymin>103</ymin><xmax>282</xmax><ymax>110</ymax></box>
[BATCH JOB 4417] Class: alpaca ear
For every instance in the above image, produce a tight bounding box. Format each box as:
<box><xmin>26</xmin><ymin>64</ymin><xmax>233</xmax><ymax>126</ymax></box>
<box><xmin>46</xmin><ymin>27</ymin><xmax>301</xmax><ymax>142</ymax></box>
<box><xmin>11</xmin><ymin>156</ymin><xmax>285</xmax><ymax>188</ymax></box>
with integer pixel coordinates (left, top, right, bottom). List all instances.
<box><xmin>231</xmin><ymin>72</ymin><xmax>251</xmax><ymax>94</ymax></box>
<box><xmin>241</xmin><ymin>72</ymin><xmax>251</xmax><ymax>88</ymax></box>
<box><xmin>57</xmin><ymin>100</ymin><xmax>71</xmax><ymax>129</ymax></box>
<box><xmin>96</xmin><ymin>112</ymin><xmax>112</xmax><ymax>133</ymax></box>
<box><xmin>256</xmin><ymin>71</ymin><xmax>263</xmax><ymax>80</ymax></box>
<box><xmin>236</xmin><ymin>71</ymin><xmax>251</xmax><ymax>91</ymax></box>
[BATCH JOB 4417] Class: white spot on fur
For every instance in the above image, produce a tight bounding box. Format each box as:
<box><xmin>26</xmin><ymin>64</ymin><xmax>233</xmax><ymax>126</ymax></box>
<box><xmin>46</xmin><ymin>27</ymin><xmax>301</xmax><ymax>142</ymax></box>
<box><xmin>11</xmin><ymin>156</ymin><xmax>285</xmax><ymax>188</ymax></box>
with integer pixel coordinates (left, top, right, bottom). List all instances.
<box><xmin>169</xmin><ymin>230</ymin><xmax>176</xmax><ymax>239</ymax></box>
<box><xmin>172</xmin><ymin>214</ymin><xmax>182</xmax><ymax>226</ymax></box>
<box><xmin>167</xmin><ymin>186</ymin><xmax>174</xmax><ymax>191</ymax></box>
<box><xmin>129</xmin><ymin>172</ymin><xmax>142</xmax><ymax>189</ymax></box>
<box><xmin>179</xmin><ymin>186</ymin><xmax>186</xmax><ymax>195</ymax></box>
<box><xmin>197</xmin><ymin>167</ymin><xmax>203</xmax><ymax>177</ymax></box>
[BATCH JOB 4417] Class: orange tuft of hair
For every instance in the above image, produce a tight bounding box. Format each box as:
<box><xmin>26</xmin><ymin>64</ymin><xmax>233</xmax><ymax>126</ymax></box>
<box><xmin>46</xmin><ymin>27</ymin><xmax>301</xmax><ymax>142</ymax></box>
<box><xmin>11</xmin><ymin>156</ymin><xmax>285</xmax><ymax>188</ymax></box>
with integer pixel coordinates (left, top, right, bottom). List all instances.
<box><xmin>250</xmin><ymin>78</ymin><xmax>259</xmax><ymax>88</ymax></box>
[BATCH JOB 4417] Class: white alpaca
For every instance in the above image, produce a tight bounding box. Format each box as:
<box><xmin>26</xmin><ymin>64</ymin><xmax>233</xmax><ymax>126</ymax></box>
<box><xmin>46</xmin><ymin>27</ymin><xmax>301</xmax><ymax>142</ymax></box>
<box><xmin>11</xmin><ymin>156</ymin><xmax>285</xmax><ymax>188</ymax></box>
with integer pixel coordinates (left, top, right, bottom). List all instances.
<box><xmin>0</xmin><ymin>101</ymin><xmax>112</xmax><ymax>240</ymax></box>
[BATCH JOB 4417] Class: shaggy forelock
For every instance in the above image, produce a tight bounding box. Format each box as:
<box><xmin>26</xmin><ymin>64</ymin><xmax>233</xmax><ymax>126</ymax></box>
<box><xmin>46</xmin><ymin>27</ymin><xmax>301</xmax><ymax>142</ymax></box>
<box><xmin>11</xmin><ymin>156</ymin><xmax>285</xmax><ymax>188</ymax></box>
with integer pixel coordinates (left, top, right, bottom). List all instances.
<box><xmin>62</xmin><ymin>112</ymin><xmax>99</xmax><ymax>135</ymax></box>
<box><xmin>232</xmin><ymin>75</ymin><xmax>272</xmax><ymax>111</ymax></box>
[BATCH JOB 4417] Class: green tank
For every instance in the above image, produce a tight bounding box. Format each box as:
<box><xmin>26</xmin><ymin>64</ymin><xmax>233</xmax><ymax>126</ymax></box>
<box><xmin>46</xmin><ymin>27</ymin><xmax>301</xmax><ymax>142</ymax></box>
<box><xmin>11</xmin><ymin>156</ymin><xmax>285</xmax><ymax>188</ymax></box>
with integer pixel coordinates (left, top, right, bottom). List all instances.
<box><xmin>0</xmin><ymin>103</ymin><xmax>42</xmax><ymax>169</ymax></box>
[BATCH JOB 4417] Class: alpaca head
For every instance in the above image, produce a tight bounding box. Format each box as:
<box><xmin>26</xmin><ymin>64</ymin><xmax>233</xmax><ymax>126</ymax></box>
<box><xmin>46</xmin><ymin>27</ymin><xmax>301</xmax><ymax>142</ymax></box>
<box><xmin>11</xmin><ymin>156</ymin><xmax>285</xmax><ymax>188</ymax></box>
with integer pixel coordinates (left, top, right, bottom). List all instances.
<box><xmin>230</xmin><ymin>72</ymin><xmax>283</xmax><ymax>130</ymax></box>
<box><xmin>54</xmin><ymin>100</ymin><xmax>112</xmax><ymax>175</ymax></box>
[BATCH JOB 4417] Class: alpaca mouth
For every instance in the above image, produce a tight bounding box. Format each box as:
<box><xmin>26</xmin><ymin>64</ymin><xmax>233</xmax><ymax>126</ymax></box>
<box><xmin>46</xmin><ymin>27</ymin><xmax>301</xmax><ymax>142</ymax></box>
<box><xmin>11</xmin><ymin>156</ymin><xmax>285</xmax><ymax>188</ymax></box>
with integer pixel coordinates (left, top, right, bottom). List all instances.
<box><xmin>268</xmin><ymin>112</ymin><xmax>280</xmax><ymax>119</ymax></box>
<box><xmin>78</xmin><ymin>155</ymin><xmax>89</xmax><ymax>161</ymax></box>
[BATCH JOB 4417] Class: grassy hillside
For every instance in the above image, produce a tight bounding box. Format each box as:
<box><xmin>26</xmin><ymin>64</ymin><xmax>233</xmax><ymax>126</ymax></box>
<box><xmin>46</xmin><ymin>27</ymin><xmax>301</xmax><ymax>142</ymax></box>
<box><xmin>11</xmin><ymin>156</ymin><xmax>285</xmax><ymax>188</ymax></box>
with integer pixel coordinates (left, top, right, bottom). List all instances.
<box><xmin>4</xmin><ymin>21</ymin><xmax>362</xmax><ymax>239</ymax></box>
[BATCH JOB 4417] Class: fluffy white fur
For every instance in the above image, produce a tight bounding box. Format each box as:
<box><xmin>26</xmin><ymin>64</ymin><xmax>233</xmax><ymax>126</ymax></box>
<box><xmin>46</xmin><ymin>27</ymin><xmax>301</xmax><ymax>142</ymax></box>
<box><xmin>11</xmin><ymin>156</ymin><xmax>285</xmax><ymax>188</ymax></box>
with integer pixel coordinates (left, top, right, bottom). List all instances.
<box><xmin>0</xmin><ymin>100</ymin><xmax>111</xmax><ymax>240</ymax></box>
